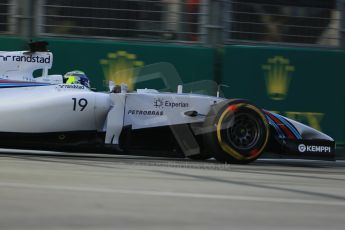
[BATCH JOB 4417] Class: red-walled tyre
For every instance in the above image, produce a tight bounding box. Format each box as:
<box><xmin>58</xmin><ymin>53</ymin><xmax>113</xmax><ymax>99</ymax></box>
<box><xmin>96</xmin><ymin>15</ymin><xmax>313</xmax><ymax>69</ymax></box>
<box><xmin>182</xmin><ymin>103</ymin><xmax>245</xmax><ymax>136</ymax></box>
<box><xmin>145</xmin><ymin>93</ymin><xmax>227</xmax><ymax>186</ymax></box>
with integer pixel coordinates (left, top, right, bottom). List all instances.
<box><xmin>203</xmin><ymin>99</ymin><xmax>270</xmax><ymax>164</ymax></box>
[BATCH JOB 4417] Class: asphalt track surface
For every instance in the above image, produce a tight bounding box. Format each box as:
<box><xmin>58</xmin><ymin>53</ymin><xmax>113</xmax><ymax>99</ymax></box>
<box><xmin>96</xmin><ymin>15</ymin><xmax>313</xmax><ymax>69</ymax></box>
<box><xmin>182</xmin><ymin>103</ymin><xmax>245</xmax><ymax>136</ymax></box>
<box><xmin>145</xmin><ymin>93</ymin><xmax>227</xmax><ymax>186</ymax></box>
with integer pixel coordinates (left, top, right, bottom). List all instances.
<box><xmin>0</xmin><ymin>149</ymin><xmax>345</xmax><ymax>230</ymax></box>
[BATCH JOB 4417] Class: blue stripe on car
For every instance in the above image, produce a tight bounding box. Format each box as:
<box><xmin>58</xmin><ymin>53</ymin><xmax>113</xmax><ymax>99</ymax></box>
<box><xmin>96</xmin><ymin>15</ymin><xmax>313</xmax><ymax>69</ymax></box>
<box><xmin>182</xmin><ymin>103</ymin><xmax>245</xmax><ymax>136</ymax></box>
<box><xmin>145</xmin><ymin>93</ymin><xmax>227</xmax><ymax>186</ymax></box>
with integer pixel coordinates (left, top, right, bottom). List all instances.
<box><xmin>265</xmin><ymin>114</ymin><xmax>286</xmax><ymax>139</ymax></box>
<box><xmin>271</xmin><ymin>113</ymin><xmax>302</xmax><ymax>140</ymax></box>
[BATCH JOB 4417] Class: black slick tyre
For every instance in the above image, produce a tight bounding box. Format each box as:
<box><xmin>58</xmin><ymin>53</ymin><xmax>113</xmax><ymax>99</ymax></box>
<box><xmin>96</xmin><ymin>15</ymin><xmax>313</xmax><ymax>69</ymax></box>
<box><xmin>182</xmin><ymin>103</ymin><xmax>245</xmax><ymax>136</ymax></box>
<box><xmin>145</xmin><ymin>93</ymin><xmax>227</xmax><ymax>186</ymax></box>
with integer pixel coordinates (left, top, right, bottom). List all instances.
<box><xmin>203</xmin><ymin>99</ymin><xmax>270</xmax><ymax>164</ymax></box>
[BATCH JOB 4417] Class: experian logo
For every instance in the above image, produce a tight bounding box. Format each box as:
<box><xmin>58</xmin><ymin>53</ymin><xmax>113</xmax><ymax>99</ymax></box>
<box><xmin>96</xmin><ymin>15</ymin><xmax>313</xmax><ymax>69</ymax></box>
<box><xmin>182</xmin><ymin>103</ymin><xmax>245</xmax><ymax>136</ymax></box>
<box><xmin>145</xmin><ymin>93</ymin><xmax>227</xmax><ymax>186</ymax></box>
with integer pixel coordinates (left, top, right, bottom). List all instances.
<box><xmin>298</xmin><ymin>144</ymin><xmax>331</xmax><ymax>153</ymax></box>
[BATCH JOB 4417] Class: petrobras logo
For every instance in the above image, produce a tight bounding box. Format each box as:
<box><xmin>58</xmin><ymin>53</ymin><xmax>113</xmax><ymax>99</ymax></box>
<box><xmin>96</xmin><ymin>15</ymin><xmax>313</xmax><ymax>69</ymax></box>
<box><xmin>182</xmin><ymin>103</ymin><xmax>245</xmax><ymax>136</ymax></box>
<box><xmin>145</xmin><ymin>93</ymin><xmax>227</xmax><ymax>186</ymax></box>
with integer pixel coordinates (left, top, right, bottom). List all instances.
<box><xmin>127</xmin><ymin>109</ymin><xmax>163</xmax><ymax>116</ymax></box>
<box><xmin>298</xmin><ymin>144</ymin><xmax>331</xmax><ymax>153</ymax></box>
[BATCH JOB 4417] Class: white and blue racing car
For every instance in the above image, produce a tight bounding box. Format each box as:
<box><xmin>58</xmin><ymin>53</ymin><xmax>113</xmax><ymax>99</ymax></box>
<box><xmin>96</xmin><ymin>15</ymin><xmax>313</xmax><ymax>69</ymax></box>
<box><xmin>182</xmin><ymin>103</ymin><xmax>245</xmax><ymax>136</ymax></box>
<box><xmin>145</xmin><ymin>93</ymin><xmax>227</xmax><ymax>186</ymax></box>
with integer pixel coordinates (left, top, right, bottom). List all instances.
<box><xmin>0</xmin><ymin>42</ymin><xmax>335</xmax><ymax>164</ymax></box>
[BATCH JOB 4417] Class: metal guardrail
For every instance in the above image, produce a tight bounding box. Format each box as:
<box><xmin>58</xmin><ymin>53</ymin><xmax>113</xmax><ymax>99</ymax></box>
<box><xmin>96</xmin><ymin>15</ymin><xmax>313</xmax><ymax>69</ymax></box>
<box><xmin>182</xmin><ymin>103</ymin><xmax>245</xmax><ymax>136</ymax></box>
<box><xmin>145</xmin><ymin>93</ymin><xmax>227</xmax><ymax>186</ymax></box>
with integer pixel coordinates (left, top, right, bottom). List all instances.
<box><xmin>0</xmin><ymin>0</ymin><xmax>344</xmax><ymax>48</ymax></box>
<box><xmin>0</xmin><ymin>0</ymin><xmax>15</xmax><ymax>34</ymax></box>
<box><xmin>38</xmin><ymin>0</ymin><xmax>207</xmax><ymax>44</ymax></box>
<box><xmin>223</xmin><ymin>0</ymin><xmax>341</xmax><ymax>47</ymax></box>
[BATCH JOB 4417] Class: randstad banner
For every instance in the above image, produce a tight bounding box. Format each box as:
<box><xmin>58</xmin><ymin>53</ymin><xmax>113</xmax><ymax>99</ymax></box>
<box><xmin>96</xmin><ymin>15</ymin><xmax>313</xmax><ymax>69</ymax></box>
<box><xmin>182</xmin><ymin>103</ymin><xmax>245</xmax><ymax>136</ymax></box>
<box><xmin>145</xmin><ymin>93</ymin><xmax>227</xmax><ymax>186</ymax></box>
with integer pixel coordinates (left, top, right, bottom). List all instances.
<box><xmin>221</xmin><ymin>45</ymin><xmax>345</xmax><ymax>145</ymax></box>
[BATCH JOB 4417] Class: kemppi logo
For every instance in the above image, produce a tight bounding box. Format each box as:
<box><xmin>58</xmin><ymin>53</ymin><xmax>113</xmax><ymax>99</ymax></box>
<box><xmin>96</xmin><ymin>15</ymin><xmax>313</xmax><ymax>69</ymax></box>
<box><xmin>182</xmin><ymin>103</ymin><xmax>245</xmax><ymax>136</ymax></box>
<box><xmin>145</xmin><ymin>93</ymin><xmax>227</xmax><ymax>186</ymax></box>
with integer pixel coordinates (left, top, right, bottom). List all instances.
<box><xmin>298</xmin><ymin>144</ymin><xmax>306</xmax><ymax>152</ymax></box>
<box><xmin>298</xmin><ymin>144</ymin><xmax>331</xmax><ymax>153</ymax></box>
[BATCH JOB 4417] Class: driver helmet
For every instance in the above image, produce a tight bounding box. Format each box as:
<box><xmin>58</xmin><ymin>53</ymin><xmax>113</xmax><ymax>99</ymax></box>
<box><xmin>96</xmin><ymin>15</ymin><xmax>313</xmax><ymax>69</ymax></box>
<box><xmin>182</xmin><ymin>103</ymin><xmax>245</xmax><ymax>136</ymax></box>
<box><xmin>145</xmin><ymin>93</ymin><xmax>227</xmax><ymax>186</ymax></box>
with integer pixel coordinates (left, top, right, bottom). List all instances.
<box><xmin>64</xmin><ymin>70</ymin><xmax>90</xmax><ymax>88</ymax></box>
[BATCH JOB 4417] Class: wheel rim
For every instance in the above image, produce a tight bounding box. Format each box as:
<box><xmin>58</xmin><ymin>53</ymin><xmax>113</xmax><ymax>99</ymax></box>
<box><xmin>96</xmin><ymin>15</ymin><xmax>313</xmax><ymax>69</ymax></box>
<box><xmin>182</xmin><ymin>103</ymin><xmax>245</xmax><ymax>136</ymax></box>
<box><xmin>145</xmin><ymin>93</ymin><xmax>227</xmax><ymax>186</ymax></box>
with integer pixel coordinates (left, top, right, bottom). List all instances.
<box><xmin>225</xmin><ymin>112</ymin><xmax>261</xmax><ymax>151</ymax></box>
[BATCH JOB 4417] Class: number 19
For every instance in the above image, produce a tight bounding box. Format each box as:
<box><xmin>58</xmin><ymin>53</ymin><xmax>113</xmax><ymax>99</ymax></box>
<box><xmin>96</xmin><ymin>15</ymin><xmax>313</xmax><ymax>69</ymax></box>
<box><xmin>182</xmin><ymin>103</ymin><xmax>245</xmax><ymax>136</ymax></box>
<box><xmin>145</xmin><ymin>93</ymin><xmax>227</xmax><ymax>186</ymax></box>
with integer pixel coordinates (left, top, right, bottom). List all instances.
<box><xmin>72</xmin><ymin>98</ymin><xmax>88</xmax><ymax>111</ymax></box>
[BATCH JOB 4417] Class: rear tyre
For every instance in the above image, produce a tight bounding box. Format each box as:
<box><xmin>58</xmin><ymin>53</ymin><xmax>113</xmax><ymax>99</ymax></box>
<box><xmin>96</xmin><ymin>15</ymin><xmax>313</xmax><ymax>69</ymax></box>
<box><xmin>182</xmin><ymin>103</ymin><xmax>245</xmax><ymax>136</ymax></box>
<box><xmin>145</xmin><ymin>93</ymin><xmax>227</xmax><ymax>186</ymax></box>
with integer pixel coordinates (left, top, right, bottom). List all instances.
<box><xmin>203</xmin><ymin>99</ymin><xmax>270</xmax><ymax>164</ymax></box>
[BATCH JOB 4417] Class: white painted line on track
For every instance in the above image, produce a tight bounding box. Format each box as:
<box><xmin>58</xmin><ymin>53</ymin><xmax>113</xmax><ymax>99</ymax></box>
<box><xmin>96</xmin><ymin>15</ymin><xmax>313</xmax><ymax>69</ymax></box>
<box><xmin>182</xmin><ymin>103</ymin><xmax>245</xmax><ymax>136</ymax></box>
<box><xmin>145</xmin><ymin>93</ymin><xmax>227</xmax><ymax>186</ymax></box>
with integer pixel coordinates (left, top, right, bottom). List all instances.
<box><xmin>1</xmin><ymin>182</ymin><xmax>345</xmax><ymax>206</ymax></box>
<box><xmin>0</xmin><ymin>148</ymin><xmax>67</xmax><ymax>154</ymax></box>
<box><xmin>0</xmin><ymin>148</ymin><xmax>179</xmax><ymax>160</ymax></box>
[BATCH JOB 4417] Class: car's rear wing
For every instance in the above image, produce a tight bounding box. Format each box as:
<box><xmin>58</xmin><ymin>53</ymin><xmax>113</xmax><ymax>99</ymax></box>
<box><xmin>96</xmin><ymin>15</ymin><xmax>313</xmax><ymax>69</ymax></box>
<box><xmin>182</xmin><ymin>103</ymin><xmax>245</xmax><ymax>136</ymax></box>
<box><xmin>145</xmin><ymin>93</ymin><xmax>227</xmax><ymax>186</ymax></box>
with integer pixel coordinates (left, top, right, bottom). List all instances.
<box><xmin>0</xmin><ymin>50</ymin><xmax>53</xmax><ymax>81</ymax></box>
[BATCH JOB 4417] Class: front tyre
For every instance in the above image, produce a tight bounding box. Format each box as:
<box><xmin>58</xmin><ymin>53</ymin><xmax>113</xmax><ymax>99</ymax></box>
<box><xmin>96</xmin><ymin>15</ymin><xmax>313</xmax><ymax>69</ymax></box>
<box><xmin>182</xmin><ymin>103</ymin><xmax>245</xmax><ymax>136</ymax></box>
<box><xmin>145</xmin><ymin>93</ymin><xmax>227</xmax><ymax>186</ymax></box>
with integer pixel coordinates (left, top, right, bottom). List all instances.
<box><xmin>203</xmin><ymin>100</ymin><xmax>270</xmax><ymax>164</ymax></box>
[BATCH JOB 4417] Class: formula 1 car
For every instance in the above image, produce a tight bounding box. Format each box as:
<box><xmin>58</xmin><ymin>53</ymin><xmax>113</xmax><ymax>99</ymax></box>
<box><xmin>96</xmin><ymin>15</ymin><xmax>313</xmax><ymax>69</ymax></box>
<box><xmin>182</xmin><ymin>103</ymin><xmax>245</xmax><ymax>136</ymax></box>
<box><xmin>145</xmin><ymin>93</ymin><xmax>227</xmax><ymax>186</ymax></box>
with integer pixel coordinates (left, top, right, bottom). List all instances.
<box><xmin>0</xmin><ymin>42</ymin><xmax>335</xmax><ymax>164</ymax></box>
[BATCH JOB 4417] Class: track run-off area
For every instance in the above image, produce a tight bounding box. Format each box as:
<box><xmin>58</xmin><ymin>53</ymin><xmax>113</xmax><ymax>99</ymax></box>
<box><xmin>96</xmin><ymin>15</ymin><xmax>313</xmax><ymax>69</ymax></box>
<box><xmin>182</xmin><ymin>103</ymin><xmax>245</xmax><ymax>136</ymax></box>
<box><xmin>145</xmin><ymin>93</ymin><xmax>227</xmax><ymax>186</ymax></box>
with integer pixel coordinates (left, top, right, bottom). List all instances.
<box><xmin>0</xmin><ymin>149</ymin><xmax>345</xmax><ymax>230</ymax></box>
